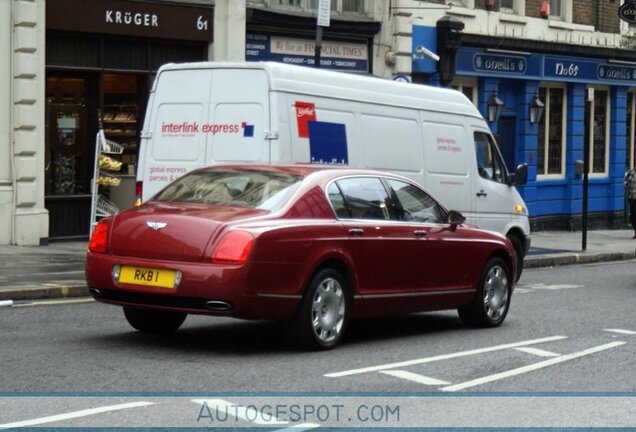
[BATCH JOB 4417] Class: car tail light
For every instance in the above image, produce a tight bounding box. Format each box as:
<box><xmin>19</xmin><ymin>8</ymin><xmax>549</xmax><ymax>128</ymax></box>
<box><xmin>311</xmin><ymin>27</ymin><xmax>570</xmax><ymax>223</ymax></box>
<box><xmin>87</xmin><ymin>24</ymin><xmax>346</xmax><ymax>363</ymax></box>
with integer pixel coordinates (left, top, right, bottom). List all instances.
<box><xmin>134</xmin><ymin>181</ymin><xmax>143</xmax><ymax>207</ymax></box>
<box><xmin>211</xmin><ymin>231</ymin><xmax>254</xmax><ymax>265</ymax></box>
<box><xmin>89</xmin><ymin>220</ymin><xmax>109</xmax><ymax>253</ymax></box>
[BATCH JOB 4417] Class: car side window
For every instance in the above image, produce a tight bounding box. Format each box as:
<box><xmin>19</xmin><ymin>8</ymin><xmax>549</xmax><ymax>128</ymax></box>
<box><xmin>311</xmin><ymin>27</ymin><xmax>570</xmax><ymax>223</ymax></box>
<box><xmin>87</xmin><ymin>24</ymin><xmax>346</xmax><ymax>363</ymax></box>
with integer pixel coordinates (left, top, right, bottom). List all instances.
<box><xmin>386</xmin><ymin>179</ymin><xmax>446</xmax><ymax>223</ymax></box>
<box><xmin>475</xmin><ymin>132</ymin><xmax>506</xmax><ymax>183</ymax></box>
<box><xmin>334</xmin><ymin>177</ymin><xmax>395</xmax><ymax>220</ymax></box>
<box><xmin>327</xmin><ymin>183</ymin><xmax>351</xmax><ymax>218</ymax></box>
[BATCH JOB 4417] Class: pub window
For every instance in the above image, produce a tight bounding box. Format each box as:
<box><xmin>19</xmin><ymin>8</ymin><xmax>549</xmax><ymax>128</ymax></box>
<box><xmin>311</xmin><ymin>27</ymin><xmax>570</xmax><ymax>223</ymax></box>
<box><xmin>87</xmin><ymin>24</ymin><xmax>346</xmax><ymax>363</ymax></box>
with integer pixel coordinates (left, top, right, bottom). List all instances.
<box><xmin>585</xmin><ymin>88</ymin><xmax>610</xmax><ymax>176</ymax></box>
<box><xmin>627</xmin><ymin>92</ymin><xmax>635</xmax><ymax>170</ymax></box>
<box><xmin>500</xmin><ymin>0</ymin><xmax>514</xmax><ymax>11</ymax></box>
<box><xmin>501</xmin><ymin>0</ymin><xmax>525</xmax><ymax>14</ymax></box>
<box><xmin>549</xmin><ymin>0</ymin><xmax>562</xmax><ymax>18</ymax></box>
<box><xmin>451</xmin><ymin>77</ymin><xmax>478</xmax><ymax>107</ymax></box>
<box><xmin>537</xmin><ymin>86</ymin><xmax>566</xmax><ymax>178</ymax></box>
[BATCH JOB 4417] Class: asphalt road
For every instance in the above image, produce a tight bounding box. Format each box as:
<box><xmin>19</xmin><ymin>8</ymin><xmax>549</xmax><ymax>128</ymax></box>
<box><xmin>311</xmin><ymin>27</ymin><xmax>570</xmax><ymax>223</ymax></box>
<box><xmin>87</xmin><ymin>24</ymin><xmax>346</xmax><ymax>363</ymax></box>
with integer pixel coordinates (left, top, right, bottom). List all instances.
<box><xmin>1</xmin><ymin>260</ymin><xmax>635</xmax><ymax>428</ymax></box>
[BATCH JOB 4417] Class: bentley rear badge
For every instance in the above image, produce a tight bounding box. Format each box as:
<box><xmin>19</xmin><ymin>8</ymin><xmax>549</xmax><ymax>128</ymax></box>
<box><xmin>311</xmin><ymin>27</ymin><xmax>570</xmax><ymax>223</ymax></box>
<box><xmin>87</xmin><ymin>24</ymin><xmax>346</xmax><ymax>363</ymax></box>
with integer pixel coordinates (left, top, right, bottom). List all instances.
<box><xmin>147</xmin><ymin>221</ymin><xmax>167</xmax><ymax>231</ymax></box>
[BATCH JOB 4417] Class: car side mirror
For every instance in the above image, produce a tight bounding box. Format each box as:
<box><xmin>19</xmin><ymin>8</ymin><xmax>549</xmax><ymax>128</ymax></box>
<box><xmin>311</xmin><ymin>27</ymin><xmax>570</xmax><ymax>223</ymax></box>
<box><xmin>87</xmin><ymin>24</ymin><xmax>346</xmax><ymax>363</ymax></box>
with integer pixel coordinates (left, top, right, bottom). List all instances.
<box><xmin>448</xmin><ymin>210</ymin><xmax>465</xmax><ymax>230</ymax></box>
<box><xmin>514</xmin><ymin>163</ymin><xmax>528</xmax><ymax>186</ymax></box>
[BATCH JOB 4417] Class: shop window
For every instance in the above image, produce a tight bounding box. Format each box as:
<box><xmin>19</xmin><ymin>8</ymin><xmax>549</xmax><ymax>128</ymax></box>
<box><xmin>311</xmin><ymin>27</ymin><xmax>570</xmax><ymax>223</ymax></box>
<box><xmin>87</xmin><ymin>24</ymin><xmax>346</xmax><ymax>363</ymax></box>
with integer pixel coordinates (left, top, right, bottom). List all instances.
<box><xmin>45</xmin><ymin>77</ymin><xmax>91</xmax><ymax>196</ymax></box>
<box><xmin>537</xmin><ymin>86</ymin><xmax>566</xmax><ymax>178</ymax></box>
<box><xmin>627</xmin><ymin>92</ymin><xmax>635</xmax><ymax>170</ymax></box>
<box><xmin>585</xmin><ymin>88</ymin><xmax>610</xmax><ymax>176</ymax></box>
<box><xmin>451</xmin><ymin>77</ymin><xmax>478</xmax><ymax>107</ymax></box>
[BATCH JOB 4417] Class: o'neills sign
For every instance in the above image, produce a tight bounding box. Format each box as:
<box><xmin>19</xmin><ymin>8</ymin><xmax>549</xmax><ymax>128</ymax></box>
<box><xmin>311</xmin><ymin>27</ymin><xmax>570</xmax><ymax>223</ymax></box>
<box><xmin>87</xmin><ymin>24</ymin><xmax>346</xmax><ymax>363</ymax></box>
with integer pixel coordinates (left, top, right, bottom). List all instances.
<box><xmin>619</xmin><ymin>1</ymin><xmax>636</xmax><ymax>24</ymax></box>
<box><xmin>47</xmin><ymin>0</ymin><xmax>213</xmax><ymax>41</ymax></box>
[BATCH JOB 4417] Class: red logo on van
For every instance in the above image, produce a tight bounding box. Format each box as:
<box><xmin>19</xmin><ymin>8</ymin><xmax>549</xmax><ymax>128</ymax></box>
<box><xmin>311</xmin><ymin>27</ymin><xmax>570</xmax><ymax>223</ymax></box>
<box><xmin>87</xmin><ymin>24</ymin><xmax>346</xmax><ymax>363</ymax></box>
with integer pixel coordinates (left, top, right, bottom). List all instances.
<box><xmin>295</xmin><ymin>101</ymin><xmax>316</xmax><ymax>138</ymax></box>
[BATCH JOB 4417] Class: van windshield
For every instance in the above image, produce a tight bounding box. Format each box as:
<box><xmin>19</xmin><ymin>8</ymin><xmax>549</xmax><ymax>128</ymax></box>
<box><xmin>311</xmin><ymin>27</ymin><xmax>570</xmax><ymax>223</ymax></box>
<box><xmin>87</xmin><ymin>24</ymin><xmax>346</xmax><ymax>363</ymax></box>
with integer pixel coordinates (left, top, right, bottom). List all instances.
<box><xmin>153</xmin><ymin>169</ymin><xmax>303</xmax><ymax>210</ymax></box>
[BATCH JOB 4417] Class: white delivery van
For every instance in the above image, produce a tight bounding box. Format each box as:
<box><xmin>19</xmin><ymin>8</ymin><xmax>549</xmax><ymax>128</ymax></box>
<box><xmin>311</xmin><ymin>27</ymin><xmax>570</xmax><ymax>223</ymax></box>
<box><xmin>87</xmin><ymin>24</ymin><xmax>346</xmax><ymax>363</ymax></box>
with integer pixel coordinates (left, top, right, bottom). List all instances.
<box><xmin>136</xmin><ymin>61</ymin><xmax>531</xmax><ymax>278</ymax></box>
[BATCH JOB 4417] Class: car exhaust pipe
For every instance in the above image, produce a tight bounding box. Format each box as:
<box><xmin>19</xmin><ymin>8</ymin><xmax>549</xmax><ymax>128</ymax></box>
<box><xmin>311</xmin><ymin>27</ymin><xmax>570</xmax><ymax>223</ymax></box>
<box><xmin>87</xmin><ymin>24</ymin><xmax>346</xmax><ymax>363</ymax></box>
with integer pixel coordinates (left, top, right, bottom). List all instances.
<box><xmin>205</xmin><ymin>300</ymin><xmax>233</xmax><ymax>311</ymax></box>
<box><xmin>89</xmin><ymin>288</ymin><xmax>102</xmax><ymax>297</ymax></box>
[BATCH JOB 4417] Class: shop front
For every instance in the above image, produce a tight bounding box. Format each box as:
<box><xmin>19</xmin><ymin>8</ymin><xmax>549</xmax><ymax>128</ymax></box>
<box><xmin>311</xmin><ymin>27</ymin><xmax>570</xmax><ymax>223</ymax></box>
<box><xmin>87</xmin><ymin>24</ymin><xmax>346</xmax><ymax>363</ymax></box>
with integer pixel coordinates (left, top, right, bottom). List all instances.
<box><xmin>245</xmin><ymin>7</ymin><xmax>380</xmax><ymax>73</ymax></box>
<box><xmin>45</xmin><ymin>0</ymin><xmax>213</xmax><ymax>240</ymax></box>
<box><xmin>413</xmin><ymin>27</ymin><xmax>633</xmax><ymax>230</ymax></box>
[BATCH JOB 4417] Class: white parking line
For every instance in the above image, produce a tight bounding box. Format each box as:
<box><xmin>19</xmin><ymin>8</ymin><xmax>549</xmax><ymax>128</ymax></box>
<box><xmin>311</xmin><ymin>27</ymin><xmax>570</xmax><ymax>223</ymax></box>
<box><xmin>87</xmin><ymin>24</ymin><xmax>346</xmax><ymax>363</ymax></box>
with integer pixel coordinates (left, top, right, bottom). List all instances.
<box><xmin>514</xmin><ymin>347</ymin><xmax>561</xmax><ymax>357</ymax></box>
<box><xmin>380</xmin><ymin>370</ymin><xmax>450</xmax><ymax>385</ymax></box>
<box><xmin>440</xmin><ymin>341</ymin><xmax>626</xmax><ymax>392</ymax></box>
<box><xmin>0</xmin><ymin>401</ymin><xmax>155</xmax><ymax>430</ymax></box>
<box><xmin>272</xmin><ymin>423</ymin><xmax>321</xmax><ymax>431</ymax></box>
<box><xmin>604</xmin><ymin>328</ymin><xmax>636</xmax><ymax>335</ymax></box>
<box><xmin>324</xmin><ymin>335</ymin><xmax>568</xmax><ymax>378</ymax></box>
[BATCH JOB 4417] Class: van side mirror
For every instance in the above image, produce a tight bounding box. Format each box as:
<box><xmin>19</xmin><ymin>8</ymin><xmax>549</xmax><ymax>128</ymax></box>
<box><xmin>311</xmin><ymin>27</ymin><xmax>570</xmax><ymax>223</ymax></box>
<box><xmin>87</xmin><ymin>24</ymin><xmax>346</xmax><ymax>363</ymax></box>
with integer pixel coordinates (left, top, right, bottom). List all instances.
<box><xmin>448</xmin><ymin>210</ymin><xmax>465</xmax><ymax>230</ymax></box>
<box><xmin>514</xmin><ymin>163</ymin><xmax>528</xmax><ymax>186</ymax></box>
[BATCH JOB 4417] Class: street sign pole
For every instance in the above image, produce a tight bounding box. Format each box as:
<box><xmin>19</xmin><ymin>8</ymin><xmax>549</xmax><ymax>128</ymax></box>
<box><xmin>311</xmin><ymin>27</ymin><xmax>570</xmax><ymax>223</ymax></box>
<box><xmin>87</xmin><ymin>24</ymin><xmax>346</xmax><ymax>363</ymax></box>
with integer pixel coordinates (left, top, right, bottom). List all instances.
<box><xmin>314</xmin><ymin>25</ymin><xmax>323</xmax><ymax>68</ymax></box>
<box><xmin>582</xmin><ymin>88</ymin><xmax>593</xmax><ymax>251</ymax></box>
<box><xmin>315</xmin><ymin>0</ymin><xmax>331</xmax><ymax>68</ymax></box>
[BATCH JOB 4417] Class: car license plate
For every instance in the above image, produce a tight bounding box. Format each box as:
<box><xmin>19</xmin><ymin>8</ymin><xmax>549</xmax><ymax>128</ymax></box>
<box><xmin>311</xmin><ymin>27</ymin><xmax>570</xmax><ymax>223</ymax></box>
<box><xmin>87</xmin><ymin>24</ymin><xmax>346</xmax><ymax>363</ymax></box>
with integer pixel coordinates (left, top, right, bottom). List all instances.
<box><xmin>118</xmin><ymin>266</ymin><xmax>176</xmax><ymax>289</ymax></box>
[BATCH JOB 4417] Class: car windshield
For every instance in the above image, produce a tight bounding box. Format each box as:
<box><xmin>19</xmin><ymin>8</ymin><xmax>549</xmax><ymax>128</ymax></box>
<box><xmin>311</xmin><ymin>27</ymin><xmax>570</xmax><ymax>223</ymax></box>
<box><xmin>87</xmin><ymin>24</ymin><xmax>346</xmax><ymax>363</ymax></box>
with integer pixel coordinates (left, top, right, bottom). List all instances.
<box><xmin>153</xmin><ymin>169</ymin><xmax>303</xmax><ymax>210</ymax></box>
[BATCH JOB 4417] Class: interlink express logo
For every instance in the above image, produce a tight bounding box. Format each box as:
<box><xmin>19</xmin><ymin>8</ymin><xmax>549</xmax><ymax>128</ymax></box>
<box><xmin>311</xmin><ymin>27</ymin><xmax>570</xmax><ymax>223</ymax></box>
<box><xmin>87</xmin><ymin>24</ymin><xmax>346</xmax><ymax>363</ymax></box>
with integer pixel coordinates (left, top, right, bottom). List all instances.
<box><xmin>160</xmin><ymin>121</ymin><xmax>254</xmax><ymax>137</ymax></box>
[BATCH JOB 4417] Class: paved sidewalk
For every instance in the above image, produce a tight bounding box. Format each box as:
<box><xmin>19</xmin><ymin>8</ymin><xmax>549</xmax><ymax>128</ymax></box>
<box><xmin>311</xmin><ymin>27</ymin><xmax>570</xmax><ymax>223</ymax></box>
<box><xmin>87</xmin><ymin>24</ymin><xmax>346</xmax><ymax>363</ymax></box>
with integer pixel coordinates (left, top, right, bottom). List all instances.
<box><xmin>1</xmin><ymin>229</ymin><xmax>635</xmax><ymax>302</ymax></box>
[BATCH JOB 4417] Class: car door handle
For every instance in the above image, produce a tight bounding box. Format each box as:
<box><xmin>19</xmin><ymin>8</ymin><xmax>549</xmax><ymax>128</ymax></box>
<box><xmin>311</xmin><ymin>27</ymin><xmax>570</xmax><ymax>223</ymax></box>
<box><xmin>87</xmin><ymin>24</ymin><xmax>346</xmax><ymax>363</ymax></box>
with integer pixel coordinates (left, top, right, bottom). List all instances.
<box><xmin>413</xmin><ymin>230</ymin><xmax>427</xmax><ymax>238</ymax></box>
<box><xmin>349</xmin><ymin>228</ymin><xmax>364</xmax><ymax>237</ymax></box>
<box><xmin>476</xmin><ymin>190</ymin><xmax>488</xmax><ymax>197</ymax></box>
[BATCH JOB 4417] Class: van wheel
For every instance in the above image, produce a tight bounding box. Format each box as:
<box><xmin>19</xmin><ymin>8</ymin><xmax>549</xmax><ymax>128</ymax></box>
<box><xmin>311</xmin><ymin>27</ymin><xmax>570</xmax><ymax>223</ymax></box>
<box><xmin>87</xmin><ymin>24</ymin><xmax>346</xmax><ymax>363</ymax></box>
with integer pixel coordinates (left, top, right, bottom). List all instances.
<box><xmin>458</xmin><ymin>257</ymin><xmax>511</xmax><ymax>327</ymax></box>
<box><xmin>123</xmin><ymin>307</ymin><xmax>187</xmax><ymax>333</ymax></box>
<box><xmin>508</xmin><ymin>235</ymin><xmax>524</xmax><ymax>282</ymax></box>
<box><xmin>288</xmin><ymin>268</ymin><xmax>349</xmax><ymax>350</ymax></box>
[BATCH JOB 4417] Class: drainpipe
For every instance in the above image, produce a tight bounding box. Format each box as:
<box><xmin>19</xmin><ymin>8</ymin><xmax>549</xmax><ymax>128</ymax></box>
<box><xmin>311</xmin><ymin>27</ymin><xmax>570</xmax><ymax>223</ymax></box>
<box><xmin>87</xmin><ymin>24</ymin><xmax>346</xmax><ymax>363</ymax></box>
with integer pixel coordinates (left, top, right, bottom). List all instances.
<box><xmin>9</xmin><ymin>4</ymin><xmax>16</xmax><ymax>245</ymax></box>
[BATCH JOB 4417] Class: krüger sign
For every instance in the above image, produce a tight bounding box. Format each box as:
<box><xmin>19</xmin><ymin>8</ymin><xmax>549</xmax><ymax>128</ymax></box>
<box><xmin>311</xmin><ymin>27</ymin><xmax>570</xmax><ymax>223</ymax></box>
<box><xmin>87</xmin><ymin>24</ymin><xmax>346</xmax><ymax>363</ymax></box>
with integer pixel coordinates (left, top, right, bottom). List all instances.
<box><xmin>619</xmin><ymin>2</ymin><xmax>636</xmax><ymax>24</ymax></box>
<box><xmin>47</xmin><ymin>0</ymin><xmax>213</xmax><ymax>41</ymax></box>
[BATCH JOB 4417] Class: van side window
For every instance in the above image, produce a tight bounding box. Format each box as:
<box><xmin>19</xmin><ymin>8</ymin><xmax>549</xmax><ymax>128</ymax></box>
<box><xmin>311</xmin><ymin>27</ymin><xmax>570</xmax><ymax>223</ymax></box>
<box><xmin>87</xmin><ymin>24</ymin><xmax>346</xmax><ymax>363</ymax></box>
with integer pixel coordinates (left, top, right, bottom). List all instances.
<box><xmin>474</xmin><ymin>132</ymin><xmax>507</xmax><ymax>183</ymax></box>
<box><xmin>335</xmin><ymin>177</ymin><xmax>395</xmax><ymax>220</ymax></box>
<box><xmin>386</xmin><ymin>179</ymin><xmax>446</xmax><ymax>223</ymax></box>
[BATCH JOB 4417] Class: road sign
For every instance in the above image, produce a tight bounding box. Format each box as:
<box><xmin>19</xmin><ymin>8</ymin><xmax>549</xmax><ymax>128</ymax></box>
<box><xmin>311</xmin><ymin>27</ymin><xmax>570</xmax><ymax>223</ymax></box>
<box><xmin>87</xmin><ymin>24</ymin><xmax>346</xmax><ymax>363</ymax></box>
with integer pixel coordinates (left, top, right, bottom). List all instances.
<box><xmin>317</xmin><ymin>0</ymin><xmax>331</xmax><ymax>27</ymax></box>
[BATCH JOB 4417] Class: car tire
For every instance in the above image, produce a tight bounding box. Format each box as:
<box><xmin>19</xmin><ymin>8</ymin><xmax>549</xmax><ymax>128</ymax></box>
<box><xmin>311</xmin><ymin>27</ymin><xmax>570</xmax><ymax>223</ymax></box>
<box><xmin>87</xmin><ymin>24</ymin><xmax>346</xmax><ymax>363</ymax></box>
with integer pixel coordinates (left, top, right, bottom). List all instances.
<box><xmin>123</xmin><ymin>307</ymin><xmax>187</xmax><ymax>333</ymax></box>
<box><xmin>508</xmin><ymin>234</ymin><xmax>524</xmax><ymax>282</ymax></box>
<box><xmin>458</xmin><ymin>257</ymin><xmax>512</xmax><ymax>328</ymax></box>
<box><xmin>288</xmin><ymin>268</ymin><xmax>349</xmax><ymax>350</ymax></box>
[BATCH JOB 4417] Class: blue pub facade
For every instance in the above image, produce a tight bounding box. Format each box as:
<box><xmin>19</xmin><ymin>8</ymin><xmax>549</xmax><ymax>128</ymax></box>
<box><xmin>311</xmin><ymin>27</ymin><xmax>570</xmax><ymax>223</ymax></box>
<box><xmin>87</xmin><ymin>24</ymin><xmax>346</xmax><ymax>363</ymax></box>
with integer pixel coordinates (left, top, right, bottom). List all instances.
<box><xmin>414</xmin><ymin>28</ymin><xmax>635</xmax><ymax>231</ymax></box>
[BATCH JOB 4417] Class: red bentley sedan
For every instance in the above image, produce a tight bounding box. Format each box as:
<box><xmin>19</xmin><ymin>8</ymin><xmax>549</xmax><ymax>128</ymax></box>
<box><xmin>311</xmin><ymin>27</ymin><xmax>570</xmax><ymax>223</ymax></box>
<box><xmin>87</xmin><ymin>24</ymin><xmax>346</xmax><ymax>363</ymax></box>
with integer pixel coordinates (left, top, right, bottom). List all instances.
<box><xmin>86</xmin><ymin>165</ymin><xmax>516</xmax><ymax>349</ymax></box>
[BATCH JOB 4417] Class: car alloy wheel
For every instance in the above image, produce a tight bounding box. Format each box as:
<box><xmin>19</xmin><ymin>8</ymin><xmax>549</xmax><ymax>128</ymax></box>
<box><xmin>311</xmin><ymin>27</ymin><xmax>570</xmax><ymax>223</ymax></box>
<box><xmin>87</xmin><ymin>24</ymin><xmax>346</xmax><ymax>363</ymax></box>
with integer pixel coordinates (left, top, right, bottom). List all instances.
<box><xmin>458</xmin><ymin>257</ymin><xmax>511</xmax><ymax>328</ymax></box>
<box><xmin>311</xmin><ymin>276</ymin><xmax>346</xmax><ymax>344</ymax></box>
<box><xmin>482</xmin><ymin>264</ymin><xmax>509</xmax><ymax>322</ymax></box>
<box><xmin>289</xmin><ymin>267</ymin><xmax>350</xmax><ymax>350</ymax></box>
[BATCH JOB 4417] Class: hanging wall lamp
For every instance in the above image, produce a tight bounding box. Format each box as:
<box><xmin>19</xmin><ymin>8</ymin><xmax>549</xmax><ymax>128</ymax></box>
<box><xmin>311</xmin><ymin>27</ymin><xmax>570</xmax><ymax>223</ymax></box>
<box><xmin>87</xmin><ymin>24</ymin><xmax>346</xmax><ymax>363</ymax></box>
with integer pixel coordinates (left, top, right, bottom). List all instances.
<box><xmin>529</xmin><ymin>91</ymin><xmax>545</xmax><ymax>124</ymax></box>
<box><xmin>487</xmin><ymin>91</ymin><xmax>504</xmax><ymax>122</ymax></box>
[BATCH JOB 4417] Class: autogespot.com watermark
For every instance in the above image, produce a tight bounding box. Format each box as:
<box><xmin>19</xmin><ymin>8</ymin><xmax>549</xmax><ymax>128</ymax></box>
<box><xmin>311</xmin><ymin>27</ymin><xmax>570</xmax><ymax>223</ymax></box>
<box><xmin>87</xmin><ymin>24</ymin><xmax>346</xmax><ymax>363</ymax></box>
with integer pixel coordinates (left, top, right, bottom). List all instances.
<box><xmin>1</xmin><ymin>393</ymin><xmax>636</xmax><ymax>429</ymax></box>
<box><xmin>195</xmin><ymin>399</ymin><xmax>400</xmax><ymax>425</ymax></box>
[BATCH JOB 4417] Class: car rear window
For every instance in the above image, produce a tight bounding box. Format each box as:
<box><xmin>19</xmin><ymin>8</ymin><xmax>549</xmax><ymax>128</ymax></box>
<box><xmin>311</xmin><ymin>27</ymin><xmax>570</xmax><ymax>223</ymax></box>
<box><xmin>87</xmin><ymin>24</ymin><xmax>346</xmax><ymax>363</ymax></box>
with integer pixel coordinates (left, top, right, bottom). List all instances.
<box><xmin>153</xmin><ymin>169</ymin><xmax>303</xmax><ymax>210</ymax></box>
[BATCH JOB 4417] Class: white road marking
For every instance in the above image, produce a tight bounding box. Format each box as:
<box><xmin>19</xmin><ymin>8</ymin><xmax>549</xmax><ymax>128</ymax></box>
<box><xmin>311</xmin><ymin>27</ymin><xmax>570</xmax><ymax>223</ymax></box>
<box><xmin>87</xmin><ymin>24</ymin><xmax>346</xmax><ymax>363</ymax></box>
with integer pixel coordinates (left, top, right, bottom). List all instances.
<box><xmin>604</xmin><ymin>328</ymin><xmax>636</xmax><ymax>335</ymax></box>
<box><xmin>0</xmin><ymin>401</ymin><xmax>155</xmax><ymax>430</ymax></box>
<box><xmin>192</xmin><ymin>399</ymin><xmax>288</xmax><ymax>425</ymax></box>
<box><xmin>441</xmin><ymin>341</ymin><xmax>626</xmax><ymax>392</ymax></box>
<box><xmin>380</xmin><ymin>370</ymin><xmax>450</xmax><ymax>385</ymax></box>
<box><xmin>516</xmin><ymin>283</ymin><xmax>584</xmax><ymax>293</ymax></box>
<box><xmin>514</xmin><ymin>347</ymin><xmax>561</xmax><ymax>357</ymax></box>
<box><xmin>13</xmin><ymin>298</ymin><xmax>95</xmax><ymax>307</ymax></box>
<box><xmin>271</xmin><ymin>423</ymin><xmax>321</xmax><ymax>431</ymax></box>
<box><xmin>324</xmin><ymin>335</ymin><xmax>568</xmax><ymax>378</ymax></box>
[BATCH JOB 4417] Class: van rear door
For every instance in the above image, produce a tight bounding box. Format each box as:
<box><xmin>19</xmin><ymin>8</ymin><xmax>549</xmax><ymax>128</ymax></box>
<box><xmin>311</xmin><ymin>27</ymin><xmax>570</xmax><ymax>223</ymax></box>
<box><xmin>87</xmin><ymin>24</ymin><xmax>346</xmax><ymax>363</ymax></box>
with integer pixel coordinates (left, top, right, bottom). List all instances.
<box><xmin>141</xmin><ymin>69</ymin><xmax>211</xmax><ymax>200</ymax></box>
<box><xmin>205</xmin><ymin>69</ymin><xmax>270</xmax><ymax>165</ymax></box>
